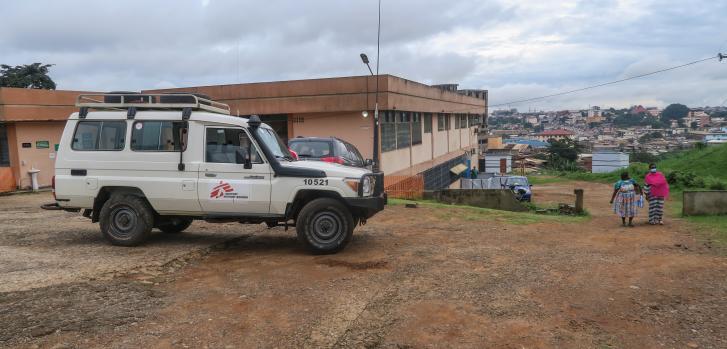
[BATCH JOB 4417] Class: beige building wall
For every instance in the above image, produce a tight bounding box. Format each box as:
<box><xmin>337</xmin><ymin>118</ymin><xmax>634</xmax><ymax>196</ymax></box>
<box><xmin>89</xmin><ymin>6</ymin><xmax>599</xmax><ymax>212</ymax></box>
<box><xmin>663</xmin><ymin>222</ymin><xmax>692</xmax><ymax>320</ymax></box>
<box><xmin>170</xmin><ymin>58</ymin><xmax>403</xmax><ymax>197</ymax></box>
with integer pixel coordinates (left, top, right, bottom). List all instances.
<box><xmin>288</xmin><ymin>111</ymin><xmax>374</xmax><ymax>159</ymax></box>
<box><xmin>12</xmin><ymin>122</ymin><xmax>64</xmax><ymax>188</ymax></box>
<box><xmin>432</xmin><ymin>119</ymin><xmax>449</xmax><ymax>158</ymax></box>
<box><xmin>412</xmin><ymin>136</ymin><xmax>432</xmax><ymax>166</ymax></box>
<box><xmin>380</xmin><ymin>147</ymin><xmax>411</xmax><ymax>174</ymax></box>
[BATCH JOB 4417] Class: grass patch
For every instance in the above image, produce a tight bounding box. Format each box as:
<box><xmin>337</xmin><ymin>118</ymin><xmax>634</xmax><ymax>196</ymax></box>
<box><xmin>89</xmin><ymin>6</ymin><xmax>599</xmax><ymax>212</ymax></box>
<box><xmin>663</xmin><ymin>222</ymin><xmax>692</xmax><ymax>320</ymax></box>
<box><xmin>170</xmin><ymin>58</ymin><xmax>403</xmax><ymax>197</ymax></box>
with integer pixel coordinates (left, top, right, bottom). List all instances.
<box><xmin>667</xmin><ymin>190</ymin><xmax>727</xmax><ymax>248</ymax></box>
<box><xmin>527</xmin><ymin>175</ymin><xmax>570</xmax><ymax>185</ymax></box>
<box><xmin>388</xmin><ymin>198</ymin><xmax>589</xmax><ymax>225</ymax></box>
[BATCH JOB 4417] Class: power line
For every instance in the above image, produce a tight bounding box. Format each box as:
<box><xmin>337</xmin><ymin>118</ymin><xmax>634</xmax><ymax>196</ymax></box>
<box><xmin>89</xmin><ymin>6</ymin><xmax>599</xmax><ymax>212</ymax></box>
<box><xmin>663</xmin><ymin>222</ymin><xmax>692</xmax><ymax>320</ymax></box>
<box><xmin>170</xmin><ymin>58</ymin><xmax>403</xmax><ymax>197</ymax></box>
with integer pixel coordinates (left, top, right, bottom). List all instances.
<box><xmin>489</xmin><ymin>55</ymin><xmax>719</xmax><ymax>108</ymax></box>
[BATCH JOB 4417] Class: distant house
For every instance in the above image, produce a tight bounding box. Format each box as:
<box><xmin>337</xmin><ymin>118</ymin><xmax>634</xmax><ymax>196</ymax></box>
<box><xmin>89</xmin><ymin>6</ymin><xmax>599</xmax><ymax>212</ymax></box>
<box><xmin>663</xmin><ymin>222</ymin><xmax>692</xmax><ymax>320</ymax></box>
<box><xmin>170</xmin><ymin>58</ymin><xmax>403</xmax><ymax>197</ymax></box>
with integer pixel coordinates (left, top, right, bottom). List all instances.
<box><xmin>630</xmin><ymin>105</ymin><xmax>647</xmax><ymax>115</ymax></box>
<box><xmin>592</xmin><ymin>150</ymin><xmax>629</xmax><ymax>174</ymax></box>
<box><xmin>646</xmin><ymin>107</ymin><xmax>661</xmax><ymax>118</ymax></box>
<box><xmin>483</xmin><ymin>150</ymin><xmax>513</xmax><ymax>174</ymax></box>
<box><xmin>531</xmin><ymin>129</ymin><xmax>575</xmax><ymax>142</ymax></box>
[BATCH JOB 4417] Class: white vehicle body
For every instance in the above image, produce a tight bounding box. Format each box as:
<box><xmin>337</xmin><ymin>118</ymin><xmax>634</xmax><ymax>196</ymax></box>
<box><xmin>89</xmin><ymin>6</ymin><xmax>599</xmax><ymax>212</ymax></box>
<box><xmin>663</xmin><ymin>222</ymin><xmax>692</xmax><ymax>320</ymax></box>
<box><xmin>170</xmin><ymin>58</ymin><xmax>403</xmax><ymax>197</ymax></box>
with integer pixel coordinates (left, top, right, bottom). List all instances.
<box><xmin>49</xmin><ymin>93</ymin><xmax>386</xmax><ymax>253</ymax></box>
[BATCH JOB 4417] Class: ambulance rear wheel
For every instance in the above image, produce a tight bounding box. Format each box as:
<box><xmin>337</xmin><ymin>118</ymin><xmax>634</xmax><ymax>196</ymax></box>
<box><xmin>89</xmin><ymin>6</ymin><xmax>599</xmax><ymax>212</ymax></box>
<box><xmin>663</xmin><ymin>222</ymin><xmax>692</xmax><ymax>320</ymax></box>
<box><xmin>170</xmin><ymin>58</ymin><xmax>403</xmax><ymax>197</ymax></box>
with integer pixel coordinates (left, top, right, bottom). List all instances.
<box><xmin>99</xmin><ymin>194</ymin><xmax>154</xmax><ymax>246</ymax></box>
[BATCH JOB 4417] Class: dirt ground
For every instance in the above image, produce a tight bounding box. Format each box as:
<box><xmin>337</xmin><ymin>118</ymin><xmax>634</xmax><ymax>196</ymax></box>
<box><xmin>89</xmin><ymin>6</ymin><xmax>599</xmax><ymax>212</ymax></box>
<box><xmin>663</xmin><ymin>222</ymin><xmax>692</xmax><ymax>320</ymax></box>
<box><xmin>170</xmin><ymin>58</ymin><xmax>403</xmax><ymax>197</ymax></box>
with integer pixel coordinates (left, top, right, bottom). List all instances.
<box><xmin>1</xmin><ymin>182</ymin><xmax>726</xmax><ymax>348</ymax></box>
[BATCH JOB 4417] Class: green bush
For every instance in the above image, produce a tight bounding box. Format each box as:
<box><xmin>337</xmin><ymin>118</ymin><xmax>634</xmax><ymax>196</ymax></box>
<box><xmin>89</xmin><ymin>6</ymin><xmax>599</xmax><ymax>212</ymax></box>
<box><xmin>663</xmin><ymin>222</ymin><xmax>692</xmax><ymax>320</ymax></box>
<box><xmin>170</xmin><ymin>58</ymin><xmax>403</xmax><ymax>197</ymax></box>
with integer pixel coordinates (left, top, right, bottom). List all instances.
<box><xmin>708</xmin><ymin>180</ymin><xmax>727</xmax><ymax>191</ymax></box>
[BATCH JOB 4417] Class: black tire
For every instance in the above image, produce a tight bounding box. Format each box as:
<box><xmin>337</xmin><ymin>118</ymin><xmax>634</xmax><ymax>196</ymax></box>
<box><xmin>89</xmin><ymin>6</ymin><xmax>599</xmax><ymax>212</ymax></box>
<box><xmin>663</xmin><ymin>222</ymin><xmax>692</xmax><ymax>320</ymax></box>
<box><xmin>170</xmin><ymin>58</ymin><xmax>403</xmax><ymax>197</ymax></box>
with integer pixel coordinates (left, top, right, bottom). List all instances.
<box><xmin>99</xmin><ymin>194</ymin><xmax>154</xmax><ymax>246</ymax></box>
<box><xmin>296</xmin><ymin>198</ymin><xmax>354</xmax><ymax>254</ymax></box>
<box><xmin>157</xmin><ymin>217</ymin><xmax>193</xmax><ymax>234</ymax></box>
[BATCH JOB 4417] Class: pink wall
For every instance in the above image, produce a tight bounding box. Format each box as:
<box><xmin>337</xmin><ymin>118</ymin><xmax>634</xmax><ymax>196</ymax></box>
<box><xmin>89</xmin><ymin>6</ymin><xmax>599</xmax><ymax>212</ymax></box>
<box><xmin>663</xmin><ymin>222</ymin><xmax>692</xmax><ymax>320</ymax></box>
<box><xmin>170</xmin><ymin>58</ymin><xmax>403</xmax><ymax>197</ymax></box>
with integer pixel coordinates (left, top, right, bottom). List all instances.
<box><xmin>288</xmin><ymin>111</ymin><xmax>375</xmax><ymax>159</ymax></box>
<box><xmin>12</xmin><ymin>122</ymin><xmax>64</xmax><ymax>189</ymax></box>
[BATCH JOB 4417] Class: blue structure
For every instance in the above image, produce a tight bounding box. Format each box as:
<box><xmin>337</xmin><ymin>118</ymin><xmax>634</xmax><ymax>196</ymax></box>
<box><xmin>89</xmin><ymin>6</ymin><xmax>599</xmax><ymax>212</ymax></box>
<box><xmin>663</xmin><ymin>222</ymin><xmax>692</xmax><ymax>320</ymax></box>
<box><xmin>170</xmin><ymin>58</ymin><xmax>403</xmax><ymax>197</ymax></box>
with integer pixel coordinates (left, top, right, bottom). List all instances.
<box><xmin>503</xmin><ymin>138</ymin><xmax>550</xmax><ymax>149</ymax></box>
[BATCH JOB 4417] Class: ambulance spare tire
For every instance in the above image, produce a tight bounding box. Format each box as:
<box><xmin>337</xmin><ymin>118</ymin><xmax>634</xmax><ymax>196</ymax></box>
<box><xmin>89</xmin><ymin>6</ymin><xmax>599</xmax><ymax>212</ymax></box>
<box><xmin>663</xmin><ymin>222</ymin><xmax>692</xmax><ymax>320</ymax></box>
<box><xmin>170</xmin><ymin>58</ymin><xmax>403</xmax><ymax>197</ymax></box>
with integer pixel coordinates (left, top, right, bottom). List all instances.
<box><xmin>296</xmin><ymin>198</ymin><xmax>354</xmax><ymax>254</ymax></box>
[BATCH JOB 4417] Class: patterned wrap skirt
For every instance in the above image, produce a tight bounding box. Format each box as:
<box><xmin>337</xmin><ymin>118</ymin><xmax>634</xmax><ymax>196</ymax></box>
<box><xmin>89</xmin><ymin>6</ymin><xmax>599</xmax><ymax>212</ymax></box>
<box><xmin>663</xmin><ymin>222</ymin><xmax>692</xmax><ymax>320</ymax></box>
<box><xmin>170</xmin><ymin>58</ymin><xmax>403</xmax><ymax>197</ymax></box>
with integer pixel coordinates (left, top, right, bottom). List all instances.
<box><xmin>648</xmin><ymin>196</ymin><xmax>665</xmax><ymax>224</ymax></box>
<box><xmin>613</xmin><ymin>190</ymin><xmax>638</xmax><ymax>218</ymax></box>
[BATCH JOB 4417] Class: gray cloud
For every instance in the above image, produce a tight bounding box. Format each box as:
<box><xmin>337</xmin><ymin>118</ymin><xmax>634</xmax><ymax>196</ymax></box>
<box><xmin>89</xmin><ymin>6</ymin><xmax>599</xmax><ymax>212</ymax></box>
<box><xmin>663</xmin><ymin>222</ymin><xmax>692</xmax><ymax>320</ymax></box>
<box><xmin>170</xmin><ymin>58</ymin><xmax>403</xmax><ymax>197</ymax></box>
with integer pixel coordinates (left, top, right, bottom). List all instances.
<box><xmin>1</xmin><ymin>0</ymin><xmax>725</xmax><ymax>110</ymax></box>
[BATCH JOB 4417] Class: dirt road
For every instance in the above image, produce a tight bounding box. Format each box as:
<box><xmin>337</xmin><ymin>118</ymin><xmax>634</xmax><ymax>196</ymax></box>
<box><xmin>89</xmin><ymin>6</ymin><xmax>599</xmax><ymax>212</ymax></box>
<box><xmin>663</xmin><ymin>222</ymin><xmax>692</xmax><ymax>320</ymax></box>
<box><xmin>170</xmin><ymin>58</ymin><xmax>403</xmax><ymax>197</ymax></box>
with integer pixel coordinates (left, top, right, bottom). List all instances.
<box><xmin>1</xmin><ymin>182</ymin><xmax>726</xmax><ymax>348</ymax></box>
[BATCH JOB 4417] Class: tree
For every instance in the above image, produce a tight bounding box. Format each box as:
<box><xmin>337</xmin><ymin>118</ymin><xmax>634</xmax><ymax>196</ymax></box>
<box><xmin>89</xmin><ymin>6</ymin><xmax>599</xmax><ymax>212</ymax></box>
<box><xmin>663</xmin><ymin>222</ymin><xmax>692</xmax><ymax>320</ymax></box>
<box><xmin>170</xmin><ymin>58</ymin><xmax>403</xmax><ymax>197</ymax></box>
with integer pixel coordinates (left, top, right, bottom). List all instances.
<box><xmin>0</xmin><ymin>63</ymin><xmax>56</xmax><ymax>89</ymax></box>
<box><xmin>690</xmin><ymin>121</ymin><xmax>699</xmax><ymax>130</ymax></box>
<box><xmin>547</xmin><ymin>138</ymin><xmax>581</xmax><ymax>162</ymax></box>
<box><xmin>660</xmin><ymin>103</ymin><xmax>689</xmax><ymax>124</ymax></box>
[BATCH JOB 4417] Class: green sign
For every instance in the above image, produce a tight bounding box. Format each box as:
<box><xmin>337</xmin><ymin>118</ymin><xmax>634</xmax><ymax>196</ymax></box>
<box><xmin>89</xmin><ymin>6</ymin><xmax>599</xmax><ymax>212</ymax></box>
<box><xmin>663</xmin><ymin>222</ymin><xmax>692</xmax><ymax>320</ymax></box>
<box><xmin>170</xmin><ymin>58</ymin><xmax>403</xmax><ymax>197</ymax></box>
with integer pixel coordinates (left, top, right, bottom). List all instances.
<box><xmin>36</xmin><ymin>140</ymin><xmax>49</xmax><ymax>149</ymax></box>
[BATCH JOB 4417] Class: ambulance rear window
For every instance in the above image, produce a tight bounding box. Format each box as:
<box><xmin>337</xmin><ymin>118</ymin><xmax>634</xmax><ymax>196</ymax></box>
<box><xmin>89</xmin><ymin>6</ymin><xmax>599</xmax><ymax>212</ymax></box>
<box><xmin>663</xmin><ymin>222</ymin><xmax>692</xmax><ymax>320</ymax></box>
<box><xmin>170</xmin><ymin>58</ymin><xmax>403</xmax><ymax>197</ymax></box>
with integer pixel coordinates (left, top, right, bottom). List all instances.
<box><xmin>71</xmin><ymin>121</ymin><xmax>126</xmax><ymax>151</ymax></box>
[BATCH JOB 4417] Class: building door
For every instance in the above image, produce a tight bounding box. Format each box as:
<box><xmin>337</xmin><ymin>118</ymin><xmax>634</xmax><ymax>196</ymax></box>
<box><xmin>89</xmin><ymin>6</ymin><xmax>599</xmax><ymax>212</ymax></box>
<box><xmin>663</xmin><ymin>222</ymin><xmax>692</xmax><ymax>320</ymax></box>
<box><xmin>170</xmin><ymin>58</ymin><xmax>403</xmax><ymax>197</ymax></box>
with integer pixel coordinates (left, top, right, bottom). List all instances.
<box><xmin>198</xmin><ymin>126</ymin><xmax>272</xmax><ymax>214</ymax></box>
<box><xmin>499</xmin><ymin>158</ymin><xmax>507</xmax><ymax>174</ymax></box>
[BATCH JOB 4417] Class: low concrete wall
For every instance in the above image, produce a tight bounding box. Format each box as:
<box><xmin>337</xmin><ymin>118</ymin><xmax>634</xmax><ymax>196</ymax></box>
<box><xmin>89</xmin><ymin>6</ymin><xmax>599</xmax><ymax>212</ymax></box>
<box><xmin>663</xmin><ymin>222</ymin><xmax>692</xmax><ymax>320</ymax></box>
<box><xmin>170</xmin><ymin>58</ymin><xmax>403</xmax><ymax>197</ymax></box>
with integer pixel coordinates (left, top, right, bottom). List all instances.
<box><xmin>426</xmin><ymin>189</ymin><xmax>528</xmax><ymax>212</ymax></box>
<box><xmin>683</xmin><ymin>191</ymin><xmax>727</xmax><ymax>216</ymax></box>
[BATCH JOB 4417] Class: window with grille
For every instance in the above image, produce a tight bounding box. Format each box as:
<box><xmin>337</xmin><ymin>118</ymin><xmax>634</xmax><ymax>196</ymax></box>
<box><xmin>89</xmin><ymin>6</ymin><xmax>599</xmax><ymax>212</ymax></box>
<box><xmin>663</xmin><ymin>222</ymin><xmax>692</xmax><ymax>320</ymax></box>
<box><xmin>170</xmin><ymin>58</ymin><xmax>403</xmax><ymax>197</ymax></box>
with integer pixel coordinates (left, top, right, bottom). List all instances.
<box><xmin>412</xmin><ymin>112</ymin><xmax>422</xmax><ymax>145</ymax></box>
<box><xmin>396</xmin><ymin>111</ymin><xmax>411</xmax><ymax>149</ymax></box>
<box><xmin>460</xmin><ymin>114</ymin><xmax>468</xmax><ymax>128</ymax></box>
<box><xmin>381</xmin><ymin>111</ymin><xmax>397</xmax><ymax>152</ymax></box>
<box><xmin>437</xmin><ymin>113</ymin><xmax>446</xmax><ymax>131</ymax></box>
<box><xmin>0</xmin><ymin>125</ymin><xmax>9</xmax><ymax>167</ymax></box>
<box><xmin>424</xmin><ymin>113</ymin><xmax>432</xmax><ymax>133</ymax></box>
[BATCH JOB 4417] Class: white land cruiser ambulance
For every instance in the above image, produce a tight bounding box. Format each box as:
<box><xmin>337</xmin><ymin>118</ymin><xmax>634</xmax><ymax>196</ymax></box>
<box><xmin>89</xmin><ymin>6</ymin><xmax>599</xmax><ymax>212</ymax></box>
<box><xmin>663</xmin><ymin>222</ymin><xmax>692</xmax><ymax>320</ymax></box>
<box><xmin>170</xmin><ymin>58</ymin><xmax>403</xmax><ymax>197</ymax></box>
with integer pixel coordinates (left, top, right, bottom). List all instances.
<box><xmin>45</xmin><ymin>93</ymin><xmax>386</xmax><ymax>254</ymax></box>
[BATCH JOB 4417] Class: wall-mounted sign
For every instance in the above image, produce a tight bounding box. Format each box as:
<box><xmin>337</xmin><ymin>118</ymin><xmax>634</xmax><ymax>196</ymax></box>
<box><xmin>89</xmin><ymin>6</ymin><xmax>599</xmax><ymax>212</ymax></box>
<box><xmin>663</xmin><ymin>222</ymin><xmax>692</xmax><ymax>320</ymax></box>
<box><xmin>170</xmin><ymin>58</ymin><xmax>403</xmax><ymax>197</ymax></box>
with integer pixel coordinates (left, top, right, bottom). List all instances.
<box><xmin>36</xmin><ymin>141</ymin><xmax>50</xmax><ymax>149</ymax></box>
<box><xmin>22</xmin><ymin>143</ymin><xmax>31</xmax><ymax>148</ymax></box>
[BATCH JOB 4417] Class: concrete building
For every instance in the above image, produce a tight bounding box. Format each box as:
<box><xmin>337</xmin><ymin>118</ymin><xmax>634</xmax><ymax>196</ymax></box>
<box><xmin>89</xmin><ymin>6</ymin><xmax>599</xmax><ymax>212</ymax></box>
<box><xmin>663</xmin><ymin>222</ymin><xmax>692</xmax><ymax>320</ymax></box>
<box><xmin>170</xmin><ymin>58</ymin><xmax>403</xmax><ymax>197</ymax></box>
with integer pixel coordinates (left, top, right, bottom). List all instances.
<box><xmin>0</xmin><ymin>75</ymin><xmax>487</xmax><ymax>192</ymax></box>
<box><xmin>147</xmin><ymin>75</ymin><xmax>486</xmax><ymax>179</ymax></box>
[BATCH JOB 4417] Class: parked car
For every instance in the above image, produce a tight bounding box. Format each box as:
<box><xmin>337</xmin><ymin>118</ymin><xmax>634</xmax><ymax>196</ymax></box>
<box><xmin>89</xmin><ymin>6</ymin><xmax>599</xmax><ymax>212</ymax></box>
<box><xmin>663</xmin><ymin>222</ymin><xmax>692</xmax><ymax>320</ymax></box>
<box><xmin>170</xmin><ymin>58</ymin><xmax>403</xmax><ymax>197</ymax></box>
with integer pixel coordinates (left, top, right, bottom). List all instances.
<box><xmin>504</xmin><ymin>176</ymin><xmax>532</xmax><ymax>202</ymax></box>
<box><xmin>288</xmin><ymin>137</ymin><xmax>370</xmax><ymax>168</ymax></box>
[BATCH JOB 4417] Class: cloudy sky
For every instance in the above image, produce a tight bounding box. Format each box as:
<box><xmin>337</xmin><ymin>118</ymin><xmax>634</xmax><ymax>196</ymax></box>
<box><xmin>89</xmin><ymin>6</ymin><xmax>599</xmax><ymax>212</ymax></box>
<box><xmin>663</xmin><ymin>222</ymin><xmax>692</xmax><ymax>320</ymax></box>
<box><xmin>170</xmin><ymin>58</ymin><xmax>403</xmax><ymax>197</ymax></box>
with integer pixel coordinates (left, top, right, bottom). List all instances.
<box><xmin>1</xmin><ymin>0</ymin><xmax>725</xmax><ymax>111</ymax></box>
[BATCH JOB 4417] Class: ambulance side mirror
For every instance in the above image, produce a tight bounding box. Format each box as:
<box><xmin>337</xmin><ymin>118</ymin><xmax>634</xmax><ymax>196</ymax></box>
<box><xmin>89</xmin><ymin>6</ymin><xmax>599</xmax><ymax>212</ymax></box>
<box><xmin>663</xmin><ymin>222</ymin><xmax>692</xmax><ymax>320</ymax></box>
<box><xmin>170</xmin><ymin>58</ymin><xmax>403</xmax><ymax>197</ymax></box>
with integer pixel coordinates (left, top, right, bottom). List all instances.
<box><xmin>235</xmin><ymin>148</ymin><xmax>252</xmax><ymax>169</ymax></box>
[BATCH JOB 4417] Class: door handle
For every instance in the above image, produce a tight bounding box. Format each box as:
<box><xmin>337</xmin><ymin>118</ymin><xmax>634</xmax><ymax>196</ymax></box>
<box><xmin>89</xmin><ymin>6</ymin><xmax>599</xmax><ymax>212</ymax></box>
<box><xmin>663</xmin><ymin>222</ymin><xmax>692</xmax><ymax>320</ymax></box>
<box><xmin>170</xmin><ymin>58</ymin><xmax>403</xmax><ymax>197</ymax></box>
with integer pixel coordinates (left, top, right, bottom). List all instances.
<box><xmin>205</xmin><ymin>173</ymin><xmax>217</xmax><ymax>178</ymax></box>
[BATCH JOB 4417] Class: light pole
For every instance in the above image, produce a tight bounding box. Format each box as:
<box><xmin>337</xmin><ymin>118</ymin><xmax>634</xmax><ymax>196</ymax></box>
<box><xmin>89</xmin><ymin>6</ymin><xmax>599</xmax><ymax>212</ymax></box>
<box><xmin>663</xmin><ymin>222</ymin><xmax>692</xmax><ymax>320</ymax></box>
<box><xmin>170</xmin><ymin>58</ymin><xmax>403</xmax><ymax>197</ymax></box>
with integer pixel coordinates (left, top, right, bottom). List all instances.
<box><xmin>360</xmin><ymin>53</ymin><xmax>380</xmax><ymax>172</ymax></box>
<box><xmin>359</xmin><ymin>0</ymin><xmax>382</xmax><ymax>172</ymax></box>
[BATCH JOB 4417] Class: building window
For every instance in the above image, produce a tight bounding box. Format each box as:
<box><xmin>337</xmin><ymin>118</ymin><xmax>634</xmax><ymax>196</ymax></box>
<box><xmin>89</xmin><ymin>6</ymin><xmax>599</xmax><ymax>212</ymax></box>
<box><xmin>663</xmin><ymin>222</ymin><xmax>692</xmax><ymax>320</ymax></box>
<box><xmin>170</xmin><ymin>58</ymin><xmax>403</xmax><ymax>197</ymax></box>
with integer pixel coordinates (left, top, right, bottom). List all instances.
<box><xmin>381</xmin><ymin>111</ymin><xmax>397</xmax><ymax>152</ymax></box>
<box><xmin>460</xmin><ymin>114</ymin><xmax>468</xmax><ymax>129</ymax></box>
<box><xmin>437</xmin><ymin>113</ymin><xmax>445</xmax><ymax>131</ymax></box>
<box><xmin>71</xmin><ymin>121</ymin><xmax>126</xmax><ymax>151</ymax></box>
<box><xmin>0</xmin><ymin>125</ymin><xmax>9</xmax><ymax>167</ymax></box>
<box><xmin>424</xmin><ymin>113</ymin><xmax>432</xmax><ymax>133</ymax></box>
<box><xmin>412</xmin><ymin>112</ymin><xmax>422</xmax><ymax>145</ymax></box>
<box><xmin>454</xmin><ymin>114</ymin><xmax>461</xmax><ymax>129</ymax></box>
<box><xmin>396</xmin><ymin>111</ymin><xmax>411</xmax><ymax>149</ymax></box>
<box><xmin>131</xmin><ymin>121</ymin><xmax>187</xmax><ymax>151</ymax></box>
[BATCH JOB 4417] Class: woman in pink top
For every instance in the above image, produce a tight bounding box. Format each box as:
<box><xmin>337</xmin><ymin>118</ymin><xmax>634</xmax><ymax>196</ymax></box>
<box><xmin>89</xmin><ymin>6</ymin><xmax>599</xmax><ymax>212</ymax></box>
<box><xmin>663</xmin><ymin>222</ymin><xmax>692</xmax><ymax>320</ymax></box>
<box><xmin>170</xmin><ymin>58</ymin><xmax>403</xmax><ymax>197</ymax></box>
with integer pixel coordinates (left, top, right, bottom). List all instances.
<box><xmin>644</xmin><ymin>163</ymin><xmax>670</xmax><ymax>225</ymax></box>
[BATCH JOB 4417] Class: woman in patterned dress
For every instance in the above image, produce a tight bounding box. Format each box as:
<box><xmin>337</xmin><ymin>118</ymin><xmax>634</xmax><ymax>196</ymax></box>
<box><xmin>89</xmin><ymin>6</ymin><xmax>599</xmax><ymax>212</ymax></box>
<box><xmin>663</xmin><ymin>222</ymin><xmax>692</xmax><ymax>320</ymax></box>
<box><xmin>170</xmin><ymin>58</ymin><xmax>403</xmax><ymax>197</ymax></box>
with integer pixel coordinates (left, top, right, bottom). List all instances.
<box><xmin>609</xmin><ymin>172</ymin><xmax>642</xmax><ymax>227</ymax></box>
<box><xmin>644</xmin><ymin>163</ymin><xmax>670</xmax><ymax>225</ymax></box>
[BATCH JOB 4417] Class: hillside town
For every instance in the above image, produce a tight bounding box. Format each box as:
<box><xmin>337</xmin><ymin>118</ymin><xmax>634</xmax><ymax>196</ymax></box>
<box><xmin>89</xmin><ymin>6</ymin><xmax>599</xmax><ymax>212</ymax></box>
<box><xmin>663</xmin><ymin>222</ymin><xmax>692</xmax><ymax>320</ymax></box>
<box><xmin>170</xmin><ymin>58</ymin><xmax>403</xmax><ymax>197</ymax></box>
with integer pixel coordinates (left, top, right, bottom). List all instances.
<box><xmin>481</xmin><ymin>103</ymin><xmax>727</xmax><ymax>173</ymax></box>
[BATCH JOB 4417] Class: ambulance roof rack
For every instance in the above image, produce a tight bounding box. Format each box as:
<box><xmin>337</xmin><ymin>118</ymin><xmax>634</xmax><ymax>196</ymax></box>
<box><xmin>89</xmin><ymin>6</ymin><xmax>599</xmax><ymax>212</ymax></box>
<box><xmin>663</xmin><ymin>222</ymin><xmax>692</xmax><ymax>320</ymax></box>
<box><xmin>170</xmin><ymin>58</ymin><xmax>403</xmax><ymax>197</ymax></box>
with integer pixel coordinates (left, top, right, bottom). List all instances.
<box><xmin>76</xmin><ymin>93</ymin><xmax>231</xmax><ymax>118</ymax></box>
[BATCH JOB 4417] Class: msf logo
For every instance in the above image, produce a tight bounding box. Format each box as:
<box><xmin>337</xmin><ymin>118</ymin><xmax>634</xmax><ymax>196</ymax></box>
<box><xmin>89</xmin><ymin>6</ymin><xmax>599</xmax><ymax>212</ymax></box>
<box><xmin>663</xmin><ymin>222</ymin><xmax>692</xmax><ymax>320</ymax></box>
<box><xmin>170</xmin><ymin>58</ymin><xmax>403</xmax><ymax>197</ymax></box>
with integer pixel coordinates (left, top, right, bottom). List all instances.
<box><xmin>210</xmin><ymin>181</ymin><xmax>234</xmax><ymax>199</ymax></box>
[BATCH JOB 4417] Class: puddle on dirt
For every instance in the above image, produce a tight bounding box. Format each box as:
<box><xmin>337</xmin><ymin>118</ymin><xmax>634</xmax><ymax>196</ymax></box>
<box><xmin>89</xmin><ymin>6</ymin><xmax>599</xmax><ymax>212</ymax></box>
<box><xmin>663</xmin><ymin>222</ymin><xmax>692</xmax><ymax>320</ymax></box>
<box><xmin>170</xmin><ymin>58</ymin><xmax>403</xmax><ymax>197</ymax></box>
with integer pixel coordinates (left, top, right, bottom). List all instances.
<box><xmin>316</xmin><ymin>259</ymin><xmax>388</xmax><ymax>270</ymax></box>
